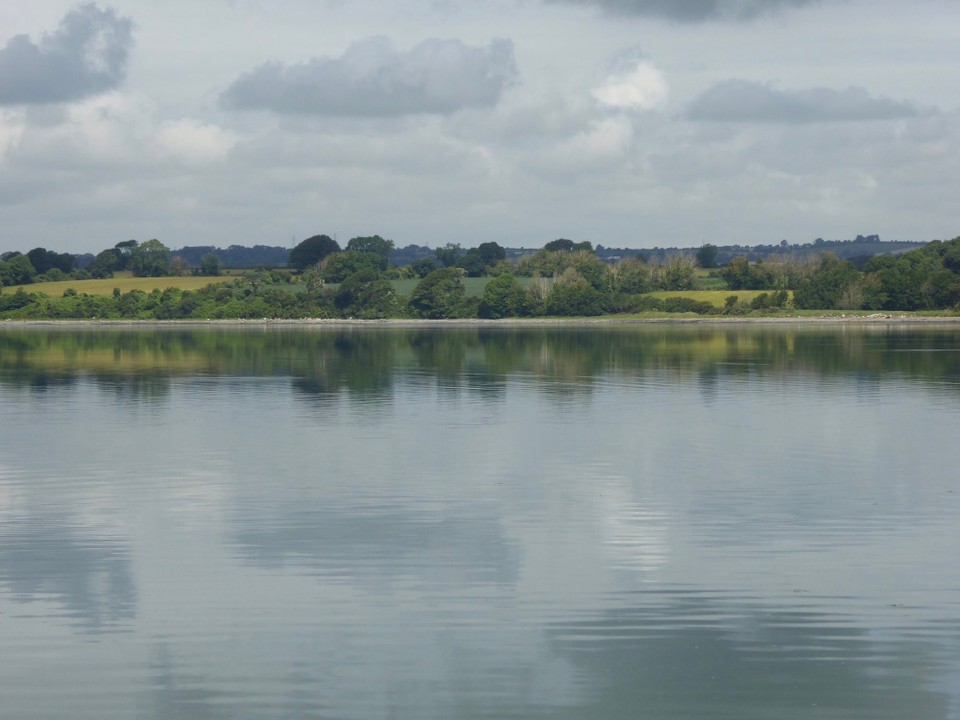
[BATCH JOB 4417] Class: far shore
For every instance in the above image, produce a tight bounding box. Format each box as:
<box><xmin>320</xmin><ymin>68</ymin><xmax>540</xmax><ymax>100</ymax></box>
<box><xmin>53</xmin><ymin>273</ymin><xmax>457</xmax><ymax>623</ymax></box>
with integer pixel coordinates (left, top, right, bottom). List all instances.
<box><xmin>3</xmin><ymin>314</ymin><xmax>960</xmax><ymax>329</ymax></box>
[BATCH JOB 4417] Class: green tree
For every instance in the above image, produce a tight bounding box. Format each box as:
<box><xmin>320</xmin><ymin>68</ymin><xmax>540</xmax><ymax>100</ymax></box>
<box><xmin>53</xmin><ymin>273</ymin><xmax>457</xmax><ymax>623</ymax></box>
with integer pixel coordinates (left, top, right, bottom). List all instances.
<box><xmin>320</xmin><ymin>252</ymin><xmax>382</xmax><ymax>283</ymax></box>
<box><xmin>696</xmin><ymin>243</ymin><xmax>718</xmax><ymax>269</ymax></box>
<box><xmin>346</xmin><ymin>235</ymin><xmax>393</xmax><ymax>270</ymax></box>
<box><xmin>335</xmin><ymin>269</ymin><xmax>400</xmax><ymax>318</ymax></box>
<box><xmin>289</xmin><ymin>234</ymin><xmax>340</xmax><ymax>271</ymax></box>
<box><xmin>544</xmin><ymin>269</ymin><xmax>603</xmax><ymax>316</ymax></box>
<box><xmin>659</xmin><ymin>255</ymin><xmax>699</xmax><ymax>291</ymax></box>
<box><xmin>433</xmin><ymin>243</ymin><xmax>462</xmax><ymax>268</ymax></box>
<box><xmin>409</xmin><ymin>267</ymin><xmax>466</xmax><ymax>318</ymax></box>
<box><xmin>792</xmin><ymin>254</ymin><xmax>860</xmax><ymax>309</ymax></box>
<box><xmin>90</xmin><ymin>249</ymin><xmax>120</xmax><ymax>279</ymax></box>
<box><xmin>131</xmin><ymin>239</ymin><xmax>172</xmax><ymax>277</ymax></box>
<box><xmin>478</xmin><ymin>274</ymin><xmax>533</xmax><ymax>318</ymax></box>
<box><xmin>199</xmin><ymin>253</ymin><xmax>222</xmax><ymax>277</ymax></box>
<box><xmin>0</xmin><ymin>254</ymin><xmax>37</xmax><ymax>286</ymax></box>
<box><xmin>477</xmin><ymin>241</ymin><xmax>506</xmax><ymax>266</ymax></box>
<box><xmin>114</xmin><ymin>240</ymin><xmax>139</xmax><ymax>271</ymax></box>
<box><xmin>612</xmin><ymin>257</ymin><xmax>652</xmax><ymax>295</ymax></box>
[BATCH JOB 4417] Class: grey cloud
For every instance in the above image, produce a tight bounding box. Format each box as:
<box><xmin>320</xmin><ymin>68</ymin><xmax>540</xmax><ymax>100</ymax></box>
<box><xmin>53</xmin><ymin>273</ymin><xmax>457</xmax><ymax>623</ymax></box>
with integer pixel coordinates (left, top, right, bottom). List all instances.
<box><xmin>688</xmin><ymin>80</ymin><xmax>919</xmax><ymax>123</ymax></box>
<box><xmin>0</xmin><ymin>4</ymin><xmax>133</xmax><ymax>105</ymax></box>
<box><xmin>548</xmin><ymin>0</ymin><xmax>827</xmax><ymax>22</ymax></box>
<box><xmin>220</xmin><ymin>36</ymin><xmax>517</xmax><ymax>116</ymax></box>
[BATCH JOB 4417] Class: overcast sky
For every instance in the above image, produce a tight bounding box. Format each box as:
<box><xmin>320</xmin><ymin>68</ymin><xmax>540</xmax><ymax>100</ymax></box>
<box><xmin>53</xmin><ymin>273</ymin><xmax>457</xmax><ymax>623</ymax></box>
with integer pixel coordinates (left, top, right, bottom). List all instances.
<box><xmin>1</xmin><ymin>0</ymin><xmax>958</xmax><ymax>253</ymax></box>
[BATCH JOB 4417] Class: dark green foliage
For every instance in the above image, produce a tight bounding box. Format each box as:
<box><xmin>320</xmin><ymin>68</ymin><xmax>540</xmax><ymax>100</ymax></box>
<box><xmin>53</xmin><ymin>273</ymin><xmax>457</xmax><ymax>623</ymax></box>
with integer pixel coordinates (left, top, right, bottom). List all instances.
<box><xmin>660</xmin><ymin>297</ymin><xmax>715</xmax><ymax>314</ymax></box>
<box><xmin>320</xmin><ymin>252</ymin><xmax>382</xmax><ymax>283</ymax></box>
<box><xmin>749</xmin><ymin>290</ymin><xmax>789</xmax><ymax>310</ymax></box>
<box><xmin>433</xmin><ymin>243</ymin><xmax>462</xmax><ymax>268</ymax></box>
<box><xmin>478</xmin><ymin>274</ymin><xmax>533</xmax><ymax>318</ymax></box>
<box><xmin>409</xmin><ymin>258</ymin><xmax>438</xmax><ymax>278</ymax></box>
<box><xmin>335</xmin><ymin>269</ymin><xmax>401</xmax><ymax>318</ymax></box>
<box><xmin>345</xmin><ymin>235</ymin><xmax>393</xmax><ymax>270</ymax></box>
<box><xmin>27</xmin><ymin>248</ymin><xmax>75</xmax><ymax>275</ymax></box>
<box><xmin>90</xmin><ymin>249</ymin><xmax>120</xmax><ymax>278</ymax></box>
<box><xmin>658</xmin><ymin>256</ymin><xmax>700</xmax><ymax>291</ymax></box>
<box><xmin>544</xmin><ymin>272</ymin><xmax>603</xmax><ymax>316</ymax></box>
<box><xmin>289</xmin><ymin>234</ymin><xmax>340</xmax><ymax>271</ymax></box>
<box><xmin>199</xmin><ymin>253</ymin><xmax>221</xmax><ymax>277</ymax></box>
<box><xmin>459</xmin><ymin>248</ymin><xmax>487</xmax><ymax>277</ymax></box>
<box><xmin>792</xmin><ymin>254</ymin><xmax>859</xmax><ymax>309</ymax></box>
<box><xmin>543</xmin><ymin>238</ymin><xmax>592</xmax><ymax>253</ymax></box>
<box><xmin>409</xmin><ymin>268</ymin><xmax>467</xmax><ymax>318</ymax></box>
<box><xmin>130</xmin><ymin>240</ymin><xmax>171</xmax><ymax>277</ymax></box>
<box><xmin>476</xmin><ymin>242</ymin><xmax>506</xmax><ymax>265</ymax></box>
<box><xmin>114</xmin><ymin>240</ymin><xmax>138</xmax><ymax>271</ymax></box>
<box><xmin>0</xmin><ymin>254</ymin><xmax>37</xmax><ymax>286</ymax></box>
<box><xmin>721</xmin><ymin>257</ymin><xmax>775</xmax><ymax>290</ymax></box>
<box><xmin>613</xmin><ymin>257</ymin><xmax>652</xmax><ymax>295</ymax></box>
<box><xmin>696</xmin><ymin>244</ymin><xmax>718</xmax><ymax>269</ymax></box>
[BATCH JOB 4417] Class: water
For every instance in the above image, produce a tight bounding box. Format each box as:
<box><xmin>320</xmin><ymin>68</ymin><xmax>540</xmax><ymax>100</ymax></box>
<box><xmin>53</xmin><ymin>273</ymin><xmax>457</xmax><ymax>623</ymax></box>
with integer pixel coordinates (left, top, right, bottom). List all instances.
<box><xmin>1</xmin><ymin>324</ymin><xmax>959</xmax><ymax>719</ymax></box>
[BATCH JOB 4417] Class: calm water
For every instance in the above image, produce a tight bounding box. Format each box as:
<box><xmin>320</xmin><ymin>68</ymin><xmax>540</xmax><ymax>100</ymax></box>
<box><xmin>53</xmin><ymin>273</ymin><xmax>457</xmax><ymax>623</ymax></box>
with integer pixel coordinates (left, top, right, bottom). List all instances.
<box><xmin>1</xmin><ymin>324</ymin><xmax>959</xmax><ymax>719</ymax></box>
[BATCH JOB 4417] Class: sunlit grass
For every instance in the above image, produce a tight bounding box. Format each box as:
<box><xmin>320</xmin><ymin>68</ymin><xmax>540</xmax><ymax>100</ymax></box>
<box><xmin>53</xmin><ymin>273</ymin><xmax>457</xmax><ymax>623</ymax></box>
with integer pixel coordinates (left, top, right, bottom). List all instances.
<box><xmin>4</xmin><ymin>276</ymin><xmax>234</xmax><ymax>297</ymax></box>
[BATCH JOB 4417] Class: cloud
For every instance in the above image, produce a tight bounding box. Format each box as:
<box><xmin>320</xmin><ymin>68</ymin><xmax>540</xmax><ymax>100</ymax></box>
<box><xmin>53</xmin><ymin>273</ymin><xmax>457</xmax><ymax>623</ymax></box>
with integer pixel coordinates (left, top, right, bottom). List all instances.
<box><xmin>0</xmin><ymin>4</ymin><xmax>133</xmax><ymax>105</ymax></box>
<box><xmin>687</xmin><ymin>80</ymin><xmax>919</xmax><ymax>123</ymax></box>
<box><xmin>548</xmin><ymin>0</ymin><xmax>828</xmax><ymax>22</ymax></box>
<box><xmin>221</xmin><ymin>36</ymin><xmax>518</xmax><ymax>117</ymax></box>
<box><xmin>593</xmin><ymin>61</ymin><xmax>668</xmax><ymax>111</ymax></box>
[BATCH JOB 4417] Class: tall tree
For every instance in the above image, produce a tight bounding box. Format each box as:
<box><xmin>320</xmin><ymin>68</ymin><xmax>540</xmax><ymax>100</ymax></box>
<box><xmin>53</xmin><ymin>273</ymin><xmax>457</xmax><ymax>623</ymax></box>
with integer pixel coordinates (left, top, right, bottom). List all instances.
<box><xmin>346</xmin><ymin>235</ymin><xmax>394</xmax><ymax>270</ymax></box>
<box><xmin>289</xmin><ymin>234</ymin><xmax>340</xmax><ymax>271</ymax></box>
<box><xmin>131</xmin><ymin>239</ymin><xmax>172</xmax><ymax>277</ymax></box>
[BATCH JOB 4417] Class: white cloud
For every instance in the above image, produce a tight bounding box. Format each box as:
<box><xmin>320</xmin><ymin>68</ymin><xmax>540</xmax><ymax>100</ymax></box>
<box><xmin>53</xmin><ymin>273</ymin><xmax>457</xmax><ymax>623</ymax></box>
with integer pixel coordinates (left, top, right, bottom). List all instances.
<box><xmin>593</xmin><ymin>61</ymin><xmax>668</xmax><ymax>111</ymax></box>
<box><xmin>156</xmin><ymin>120</ymin><xmax>237</xmax><ymax>166</ymax></box>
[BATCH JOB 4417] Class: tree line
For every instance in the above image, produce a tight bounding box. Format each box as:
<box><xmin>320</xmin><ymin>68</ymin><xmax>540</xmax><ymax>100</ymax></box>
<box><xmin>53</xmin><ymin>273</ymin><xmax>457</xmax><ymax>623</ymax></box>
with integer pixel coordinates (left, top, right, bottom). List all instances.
<box><xmin>2</xmin><ymin>233</ymin><xmax>959</xmax><ymax>319</ymax></box>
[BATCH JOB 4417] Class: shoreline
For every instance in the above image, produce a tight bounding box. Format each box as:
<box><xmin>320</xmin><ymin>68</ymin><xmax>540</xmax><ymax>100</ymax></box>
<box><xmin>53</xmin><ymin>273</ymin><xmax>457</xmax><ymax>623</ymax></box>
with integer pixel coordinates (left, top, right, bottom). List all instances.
<box><xmin>3</xmin><ymin>314</ymin><xmax>960</xmax><ymax>329</ymax></box>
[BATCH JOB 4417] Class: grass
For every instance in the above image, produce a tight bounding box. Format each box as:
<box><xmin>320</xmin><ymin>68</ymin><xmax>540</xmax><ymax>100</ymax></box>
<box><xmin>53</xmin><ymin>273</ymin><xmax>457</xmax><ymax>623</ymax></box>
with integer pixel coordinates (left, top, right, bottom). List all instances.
<box><xmin>3</xmin><ymin>275</ymin><xmax>234</xmax><ymax>297</ymax></box>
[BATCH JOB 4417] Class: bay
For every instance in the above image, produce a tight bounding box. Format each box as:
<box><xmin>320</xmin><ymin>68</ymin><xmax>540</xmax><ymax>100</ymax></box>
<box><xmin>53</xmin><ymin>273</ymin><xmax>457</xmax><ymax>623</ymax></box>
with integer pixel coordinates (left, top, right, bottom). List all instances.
<box><xmin>1</xmin><ymin>324</ymin><xmax>959</xmax><ymax>719</ymax></box>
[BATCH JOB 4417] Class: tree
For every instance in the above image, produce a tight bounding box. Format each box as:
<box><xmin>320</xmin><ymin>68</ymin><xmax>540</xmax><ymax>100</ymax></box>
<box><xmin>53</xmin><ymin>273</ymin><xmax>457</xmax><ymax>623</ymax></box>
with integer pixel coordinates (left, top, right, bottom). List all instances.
<box><xmin>434</xmin><ymin>243</ymin><xmax>462</xmax><ymax>268</ymax></box>
<box><xmin>90</xmin><ymin>249</ymin><xmax>120</xmax><ymax>279</ymax></box>
<box><xmin>289</xmin><ymin>234</ymin><xmax>340</xmax><ymax>271</ymax></box>
<box><xmin>478</xmin><ymin>274</ymin><xmax>532</xmax><ymax>318</ymax></box>
<box><xmin>544</xmin><ymin>238</ymin><xmax>574</xmax><ymax>253</ymax></box>
<box><xmin>199</xmin><ymin>253</ymin><xmax>222</xmax><ymax>277</ymax></box>
<box><xmin>544</xmin><ymin>269</ymin><xmax>603</xmax><ymax>316</ymax></box>
<box><xmin>334</xmin><ymin>269</ymin><xmax>400</xmax><ymax>318</ymax></box>
<box><xmin>319</xmin><ymin>252</ymin><xmax>381</xmax><ymax>283</ymax></box>
<box><xmin>409</xmin><ymin>267</ymin><xmax>466</xmax><ymax>318</ymax></box>
<box><xmin>131</xmin><ymin>239</ymin><xmax>172</xmax><ymax>277</ymax></box>
<box><xmin>696</xmin><ymin>243</ymin><xmax>718</xmax><ymax>269</ymax></box>
<box><xmin>346</xmin><ymin>235</ymin><xmax>393</xmax><ymax>270</ymax></box>
<box><xmin>114</xmin><ymin>240</ymin><xmax>139</xmax><ymax>271</ymax></box>
<box><xmin>0</xmin><ymin>254</ymin><xmax>37</xmax><ymax>286</ymax></box>
<box><xmin>476</xmin><ymin>241</ymin><xmax>506</xmax><ymax>266</ymax></box>
<box><xmin>659</xmin><ymin>255</ymin><xmax>699</xmax><ymax>291</ymax></box>
<box><xmin>792</xmin><ymin>254</ymin><xmax>859</xmax><ymax>310</ymax></box>
<box><xmin>612</xmin><ymin>257</ymin><xmax>652</xmax><ymax>295</ymax></box>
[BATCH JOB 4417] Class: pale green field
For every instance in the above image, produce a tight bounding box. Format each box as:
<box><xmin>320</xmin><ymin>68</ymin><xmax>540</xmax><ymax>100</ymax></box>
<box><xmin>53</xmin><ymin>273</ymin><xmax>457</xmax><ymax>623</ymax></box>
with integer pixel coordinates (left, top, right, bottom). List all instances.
<box><xmin>3</xmin><ymin>276</ymin><xmax>234</xmax><ymax>297</ymax></box>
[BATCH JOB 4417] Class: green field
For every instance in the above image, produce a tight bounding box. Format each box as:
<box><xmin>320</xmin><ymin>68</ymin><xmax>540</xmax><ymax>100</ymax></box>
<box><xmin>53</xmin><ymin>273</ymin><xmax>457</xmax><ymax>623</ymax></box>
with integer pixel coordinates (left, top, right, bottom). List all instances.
<box><xmin>3</xmin><ymin>275</ymin><xmax>234</xmax><ymax>297</ymax></box>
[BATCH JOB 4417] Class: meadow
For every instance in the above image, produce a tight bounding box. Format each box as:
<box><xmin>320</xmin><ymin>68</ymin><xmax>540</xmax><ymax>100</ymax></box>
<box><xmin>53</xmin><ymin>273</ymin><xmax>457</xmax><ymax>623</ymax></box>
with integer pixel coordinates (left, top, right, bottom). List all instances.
<box><xmin>3</xmin><ymin>274</ymin><xmax>234</xmax><ymax>296</ymax></box>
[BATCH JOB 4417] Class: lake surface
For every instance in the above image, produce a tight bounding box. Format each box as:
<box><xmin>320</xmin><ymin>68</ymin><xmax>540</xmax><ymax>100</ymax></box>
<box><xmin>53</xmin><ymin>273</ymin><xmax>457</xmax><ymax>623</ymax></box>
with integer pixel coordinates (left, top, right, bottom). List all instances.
<box><xmin>1</xmin><ymin>323</ymin><xmax>959</xmax><ymax>719</ymax></box>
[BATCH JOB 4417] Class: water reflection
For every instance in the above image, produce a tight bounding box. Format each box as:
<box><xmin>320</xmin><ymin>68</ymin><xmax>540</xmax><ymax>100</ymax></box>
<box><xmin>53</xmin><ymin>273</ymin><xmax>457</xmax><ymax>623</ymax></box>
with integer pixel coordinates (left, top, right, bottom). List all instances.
<box><xmin>2</xmin><ymin>325</ymin><xmax>959</xmax><ymax>405</ymax></box>
<box><xmin>1</xmin><ymin>324</ymin><xmax>959</xmax><ymax>719</ymax></box>
<box><xmin>0</xmin><ymin>511</ymin><xmax>135</xmax><ymax>631</ymax></box>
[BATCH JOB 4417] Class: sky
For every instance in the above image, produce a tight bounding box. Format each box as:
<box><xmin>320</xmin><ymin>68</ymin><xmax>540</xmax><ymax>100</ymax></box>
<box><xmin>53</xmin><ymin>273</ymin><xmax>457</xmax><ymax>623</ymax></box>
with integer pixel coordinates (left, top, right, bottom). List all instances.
<box><xmin>0</xmin><ymin>0</ymin><xmax>958</xmax><ymax>254</ymax></box>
